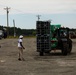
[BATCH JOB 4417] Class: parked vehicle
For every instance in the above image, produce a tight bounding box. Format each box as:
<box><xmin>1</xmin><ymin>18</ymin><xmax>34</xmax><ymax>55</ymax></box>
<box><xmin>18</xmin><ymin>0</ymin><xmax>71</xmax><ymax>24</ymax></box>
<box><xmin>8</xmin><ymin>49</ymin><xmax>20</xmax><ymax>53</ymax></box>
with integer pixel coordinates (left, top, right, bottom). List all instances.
<box><xmin>69</xmin><ymin>31</ymin><xmax>76</xmax><ymax>39</ymax></box>
<box><xmin>0</xmin><ymin>30</ymin><xmax>4</xmax><ymax>39</ymax></box>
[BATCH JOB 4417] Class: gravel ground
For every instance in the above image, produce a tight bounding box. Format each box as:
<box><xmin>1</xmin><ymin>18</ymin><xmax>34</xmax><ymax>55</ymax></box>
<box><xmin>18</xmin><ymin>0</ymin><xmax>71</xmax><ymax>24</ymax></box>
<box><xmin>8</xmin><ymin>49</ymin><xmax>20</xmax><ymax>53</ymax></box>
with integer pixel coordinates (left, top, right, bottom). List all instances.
<box><xmin>0</xmin><ymin>38</ymin><xmax>76</xmax><ymax>75</ymax></box>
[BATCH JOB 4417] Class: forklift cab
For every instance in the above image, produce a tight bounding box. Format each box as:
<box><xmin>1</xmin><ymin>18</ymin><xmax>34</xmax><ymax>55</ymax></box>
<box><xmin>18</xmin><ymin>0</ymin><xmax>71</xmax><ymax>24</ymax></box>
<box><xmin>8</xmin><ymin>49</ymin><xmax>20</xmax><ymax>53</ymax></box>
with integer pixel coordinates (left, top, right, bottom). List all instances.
<box><xmin>57</xmin><ymin>28</ymin><xmax>69</xmax><ymax>39</ymax></box>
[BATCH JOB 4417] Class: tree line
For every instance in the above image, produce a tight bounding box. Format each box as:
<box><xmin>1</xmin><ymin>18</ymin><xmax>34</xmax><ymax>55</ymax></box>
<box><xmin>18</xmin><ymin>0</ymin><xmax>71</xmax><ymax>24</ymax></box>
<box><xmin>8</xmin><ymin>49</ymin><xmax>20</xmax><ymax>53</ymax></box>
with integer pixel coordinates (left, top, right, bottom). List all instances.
<box><xmin>0</xmin><ymin>25</ymin><xmax>76</xmax><ymax>38</ymax></box>
<box><xmin>0</xmin><ymin>25</ymin><xmax>36</xmax><ymax>36</ymax></box>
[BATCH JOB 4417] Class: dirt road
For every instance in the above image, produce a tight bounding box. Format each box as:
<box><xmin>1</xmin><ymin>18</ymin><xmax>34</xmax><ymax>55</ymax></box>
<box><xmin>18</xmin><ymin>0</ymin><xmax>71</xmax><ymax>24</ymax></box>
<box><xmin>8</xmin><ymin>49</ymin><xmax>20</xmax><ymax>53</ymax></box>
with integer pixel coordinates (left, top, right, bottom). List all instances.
<box><xmin>0</xmin><ymin>38</ymin><xmax>76</xmax><ymax>75</ymax></box>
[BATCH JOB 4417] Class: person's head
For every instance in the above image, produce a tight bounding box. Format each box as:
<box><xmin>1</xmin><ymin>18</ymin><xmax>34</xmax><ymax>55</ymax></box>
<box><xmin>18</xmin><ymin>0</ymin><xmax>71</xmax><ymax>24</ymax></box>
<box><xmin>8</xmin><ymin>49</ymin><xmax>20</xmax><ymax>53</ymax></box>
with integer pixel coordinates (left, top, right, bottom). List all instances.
<box><xmin>19</xmin><ymin>35</ymin><xmax>23</xmax><ymax>39</ymax></box>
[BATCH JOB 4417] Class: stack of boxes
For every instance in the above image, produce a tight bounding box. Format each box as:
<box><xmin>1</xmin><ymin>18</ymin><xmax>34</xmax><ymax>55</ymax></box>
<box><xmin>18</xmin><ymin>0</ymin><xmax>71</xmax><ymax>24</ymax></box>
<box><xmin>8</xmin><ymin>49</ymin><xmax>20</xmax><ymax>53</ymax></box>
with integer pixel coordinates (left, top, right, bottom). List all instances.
<box><xmin>36</xmin><ymin>21</ymin><xmax>51</xmax><ymax>52</ymax></box>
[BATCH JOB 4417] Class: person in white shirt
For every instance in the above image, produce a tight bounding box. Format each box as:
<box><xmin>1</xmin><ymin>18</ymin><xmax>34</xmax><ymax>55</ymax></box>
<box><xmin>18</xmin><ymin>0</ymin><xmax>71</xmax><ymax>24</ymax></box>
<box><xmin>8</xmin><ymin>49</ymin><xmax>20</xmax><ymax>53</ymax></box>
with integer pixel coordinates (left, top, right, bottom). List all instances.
<box><xmin>18</xmin><ymin>35</ymin><xmax>25</xmax><ymax>61</ymax></box>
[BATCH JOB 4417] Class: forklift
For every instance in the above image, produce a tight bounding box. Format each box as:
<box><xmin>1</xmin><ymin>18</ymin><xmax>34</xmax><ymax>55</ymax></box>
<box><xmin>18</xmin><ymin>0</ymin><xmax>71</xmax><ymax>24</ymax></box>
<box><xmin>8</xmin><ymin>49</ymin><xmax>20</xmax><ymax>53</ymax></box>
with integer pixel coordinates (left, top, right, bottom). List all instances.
<box><xmin>36</xmin><ymin>21</ymin><xmax>72</xmax><ymax>56</ymax></box>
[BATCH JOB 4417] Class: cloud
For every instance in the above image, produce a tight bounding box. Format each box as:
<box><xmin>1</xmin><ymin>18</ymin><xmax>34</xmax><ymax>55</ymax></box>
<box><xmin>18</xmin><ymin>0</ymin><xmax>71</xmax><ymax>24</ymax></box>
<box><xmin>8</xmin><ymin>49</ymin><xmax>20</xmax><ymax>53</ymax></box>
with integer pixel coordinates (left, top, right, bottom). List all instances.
<box><xmin>0</xmin><ymin>0</ymin><xmax>76</xmax><ymax>14</ymax></box>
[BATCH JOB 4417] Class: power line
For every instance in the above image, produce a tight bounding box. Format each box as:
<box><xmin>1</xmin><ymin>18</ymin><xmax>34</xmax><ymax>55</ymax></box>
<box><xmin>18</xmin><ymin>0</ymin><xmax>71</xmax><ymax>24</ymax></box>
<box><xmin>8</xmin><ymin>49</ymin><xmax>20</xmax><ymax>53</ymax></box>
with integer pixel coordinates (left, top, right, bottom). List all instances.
<box><xmin>0</xmin><ymin>4</ymin><xmax>6</xmax><ymax>7</ymax></box>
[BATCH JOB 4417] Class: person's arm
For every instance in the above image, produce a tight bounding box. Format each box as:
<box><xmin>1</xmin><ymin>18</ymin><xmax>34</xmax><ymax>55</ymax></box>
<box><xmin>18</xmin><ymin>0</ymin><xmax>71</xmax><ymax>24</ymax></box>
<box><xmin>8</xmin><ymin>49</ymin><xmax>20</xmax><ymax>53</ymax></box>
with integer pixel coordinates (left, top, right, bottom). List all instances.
<box><xmin>20</xmin><ymin>42</ymin><xmax>25</xmax><ymax>49</ymax></box>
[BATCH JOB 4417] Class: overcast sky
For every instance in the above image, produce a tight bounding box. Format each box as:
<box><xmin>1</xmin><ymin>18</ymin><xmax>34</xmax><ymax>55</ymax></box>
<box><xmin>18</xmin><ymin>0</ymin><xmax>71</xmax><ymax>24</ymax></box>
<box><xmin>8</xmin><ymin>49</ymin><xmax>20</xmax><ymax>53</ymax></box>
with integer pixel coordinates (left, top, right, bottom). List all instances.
<box><xmin>0</xmin><ymin>0</ymin><xmax>76</xmax><ymax>14</ymax></box>
<box><xmin>0</xmin><ymin>0</ymin><xmax>76</xmax><ymax>29</ymax></box>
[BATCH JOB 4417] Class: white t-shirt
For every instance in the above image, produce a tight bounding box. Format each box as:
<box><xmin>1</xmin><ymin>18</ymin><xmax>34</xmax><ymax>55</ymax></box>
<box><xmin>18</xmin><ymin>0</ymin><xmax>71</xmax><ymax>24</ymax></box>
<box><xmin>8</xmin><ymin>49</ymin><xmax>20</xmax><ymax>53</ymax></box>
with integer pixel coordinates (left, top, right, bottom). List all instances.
<box><xmin>18</xmin><ymin>39</ymin><xmax>22</xmax><ymax>47</ymax></box>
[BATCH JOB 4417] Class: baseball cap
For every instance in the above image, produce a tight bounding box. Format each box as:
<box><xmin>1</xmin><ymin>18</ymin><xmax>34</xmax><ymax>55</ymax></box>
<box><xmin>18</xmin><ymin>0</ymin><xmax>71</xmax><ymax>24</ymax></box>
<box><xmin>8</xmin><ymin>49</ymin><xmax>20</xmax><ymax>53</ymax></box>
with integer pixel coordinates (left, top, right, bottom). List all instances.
<box><xmin>19</xmin><ymin>35</ymin><xmax>23</xmax><ymax>38</ymax></box>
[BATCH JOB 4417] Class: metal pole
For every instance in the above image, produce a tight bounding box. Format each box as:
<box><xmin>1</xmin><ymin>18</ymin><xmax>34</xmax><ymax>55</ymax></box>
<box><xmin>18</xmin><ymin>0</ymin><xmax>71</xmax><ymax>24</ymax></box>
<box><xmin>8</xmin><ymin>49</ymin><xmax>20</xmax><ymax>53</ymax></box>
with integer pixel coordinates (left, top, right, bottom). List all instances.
<box><xmin>4</xmin><ymin>7</ymin><xmax>10</xmax><ymax>37</ymax></box>
<box><xmin>13</xmin><ymin>19</ymin><xmax>16</xmax><ymax>37</ymax></box>
<box><xmin>36</xmin><ymin>15</ymin><xmax>41</xmax><ymax>21</ymax></box>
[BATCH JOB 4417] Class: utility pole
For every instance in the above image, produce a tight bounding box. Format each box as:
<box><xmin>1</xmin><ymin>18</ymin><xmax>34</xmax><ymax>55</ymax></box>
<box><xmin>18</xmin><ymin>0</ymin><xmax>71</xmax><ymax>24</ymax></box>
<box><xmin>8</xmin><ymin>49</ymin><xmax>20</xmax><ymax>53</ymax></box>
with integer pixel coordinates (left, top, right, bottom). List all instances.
<box><xmin>4</xmin><ymin>7</ymin><xmax>10</xmax><ymax>37</ymax></box>
<box><xmin>36</xmin><ymin>15</ymin><xmax>41</xmax><ymax>21</ymax></box>
<box><xmin>13</xmin><ymin>19</ymin><xmax>16</xmax><ymax>37</ymax></box>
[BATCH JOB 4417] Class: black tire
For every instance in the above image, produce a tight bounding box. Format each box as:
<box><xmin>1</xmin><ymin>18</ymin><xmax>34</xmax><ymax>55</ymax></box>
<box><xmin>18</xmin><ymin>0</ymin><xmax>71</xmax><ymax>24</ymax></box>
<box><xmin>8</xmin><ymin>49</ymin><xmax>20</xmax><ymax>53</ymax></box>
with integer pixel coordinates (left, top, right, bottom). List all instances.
<box><xmin>39</xmin><ymin>52</ymin><xmax>44</xmax><ymax>56</ymax></box>
<box><xmin>45</xmin><ymin>51</ymin><xmax>50</xmax><ymax>54</ymax></box>
<box><xmin>62</xmin><ymin>43</ymin><xmax>68</xmax><ymax>55</ymax></box>
<box><xmin>68</xmin><ymin>39</ymin><xmax>72</xmax><ymax>54</ymax></box>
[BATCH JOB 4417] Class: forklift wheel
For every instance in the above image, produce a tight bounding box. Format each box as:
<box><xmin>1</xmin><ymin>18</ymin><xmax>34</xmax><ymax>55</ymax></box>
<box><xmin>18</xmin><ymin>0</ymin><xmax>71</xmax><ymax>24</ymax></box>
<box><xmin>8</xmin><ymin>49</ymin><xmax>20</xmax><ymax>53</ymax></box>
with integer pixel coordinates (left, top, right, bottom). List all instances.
<box><xmin>39</xmin><ymin>52</ymin><xmax>44</xmax><ymax>56</ymax></box>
